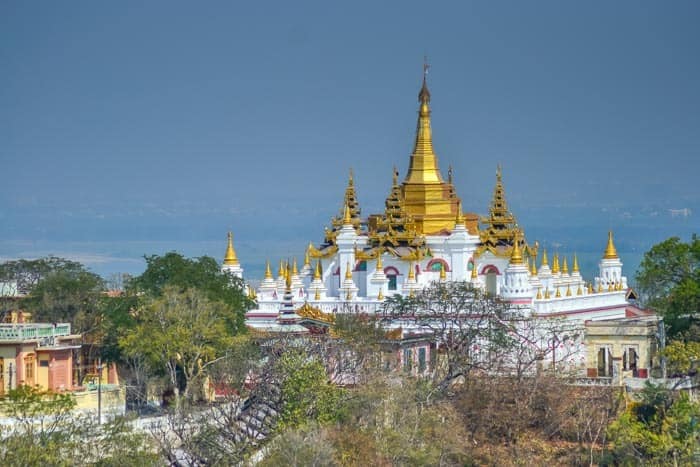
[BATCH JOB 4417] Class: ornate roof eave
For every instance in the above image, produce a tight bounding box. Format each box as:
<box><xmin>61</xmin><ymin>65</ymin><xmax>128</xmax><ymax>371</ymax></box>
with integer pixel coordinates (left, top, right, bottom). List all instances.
<box><xmin>296</xmin><ymin>302</ymin><xmax>335</xmax><ymax>324</ymax></box>
<box><xmin>308</xmin><ymin>243</ymin><xmax>338</xmax><ymax>259</ymax></box>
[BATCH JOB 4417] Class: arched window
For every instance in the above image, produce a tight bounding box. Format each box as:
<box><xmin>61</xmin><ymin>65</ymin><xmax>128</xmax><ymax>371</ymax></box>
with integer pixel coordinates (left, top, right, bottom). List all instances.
<box><xmin>426</xmin><ymin>258</ymin><xmax>449</xmax><ymax>272</ymax></box>
<box><xmin>481</xmin><ymin>265</ymin><xmax>500</xmax><ymax>295</ymax></box>
<box><xmin>384</xmin><ymin>266</ymin><xmax>400</xmax><ymax>291</ymax></box>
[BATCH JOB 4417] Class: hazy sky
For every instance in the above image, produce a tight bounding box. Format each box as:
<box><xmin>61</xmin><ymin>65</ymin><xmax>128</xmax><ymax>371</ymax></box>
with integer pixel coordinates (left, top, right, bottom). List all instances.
<box><xmin>1</xmin><ymin>1</ymin><xmax>699</xmax><ymax>278</ymax></box>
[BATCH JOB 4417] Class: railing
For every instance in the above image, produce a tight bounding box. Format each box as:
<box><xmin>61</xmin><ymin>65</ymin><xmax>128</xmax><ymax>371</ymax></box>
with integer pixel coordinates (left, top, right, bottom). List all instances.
<box><xmin>567</xmin><ymin>376</ymin><xmax>613</xmax><ymax>387</ymax></box>
<box><xmin>0</xmin><ymin>323</ymin><xmax>72</xmax><ymax>342</ymax></box>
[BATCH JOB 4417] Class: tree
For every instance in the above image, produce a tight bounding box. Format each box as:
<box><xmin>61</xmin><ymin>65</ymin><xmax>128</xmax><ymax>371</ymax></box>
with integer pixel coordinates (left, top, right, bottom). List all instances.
<box><xmin>636</xmin><ymin>235</ymin><xmax>700</xmax><ymax>337</ymax></box>
<box><xmin>607</xmin><ymin>382</ymin><xmax>700</xmax><ymax>465</ymax></box>
<box><xmin>24</xmin><ymin>268</ymin><xmax>105</xmax><ymax>332</ymax></box>
<box><xmin>381</xmin><ymin>281</ymin><xmax>581</xmax><ymax>390</ymax></box>
<box><xmin>0</xmin><ymin>385</ymin><xmax>158</xmax><ymax>466</ymax></box>
<box><xmin>0</xmin><ymin>256</ymin><xmax>86</xmax><ymax>295</ymax></box>
<box><xmin>276</xmin><ymin>349</ymin><xmax>347</xmax><ymax>430</ymax></box>
<box><xmin>128</xmin><ymin>252</ymin><xmax>253</xmax><ymax>335</ymax></box>
<box><xmin>0</xmin><ymin>257</ymin><xmax>105</xmax><ymax>331</ymax></box>
<box><xmin>119</xmin><ymin>286</ymin><xmax>236</xmax><ymax>405</ymax></box>
<box><xmin>661</xmin><ymin>339</ymin><xmax>700</xmax><ymax>376</ymax></box>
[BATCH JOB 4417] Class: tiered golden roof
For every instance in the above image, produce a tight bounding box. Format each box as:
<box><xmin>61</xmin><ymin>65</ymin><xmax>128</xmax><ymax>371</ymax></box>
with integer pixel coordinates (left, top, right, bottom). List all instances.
<box><xmin>478</xmin><ymin>166</ymin><xmax>531</xmax><ymax>258</ymax></box>
<box><xmin>365</xmin><ymin>168</ymin><xmax>428</xmax><ymax>258</ymax></box>
<box><xmin>223</xmin><ymin>232</ymin><xmax>239</xmax><ymax>265</ymax></box>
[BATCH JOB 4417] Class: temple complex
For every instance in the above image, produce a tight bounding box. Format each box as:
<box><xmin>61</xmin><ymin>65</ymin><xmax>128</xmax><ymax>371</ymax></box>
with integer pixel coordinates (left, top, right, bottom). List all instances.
<box><xmin>226</xmin><ymin>72</ymin><xmax>662</xmax><ymax>380</ymax></box>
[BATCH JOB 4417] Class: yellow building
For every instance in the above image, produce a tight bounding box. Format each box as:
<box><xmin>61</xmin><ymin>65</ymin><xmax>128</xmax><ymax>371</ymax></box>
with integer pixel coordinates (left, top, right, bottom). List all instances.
<box><xmin>584</xmin><ymin>314</ymin><xmax>663</xmax><ymax>382</ymax></box>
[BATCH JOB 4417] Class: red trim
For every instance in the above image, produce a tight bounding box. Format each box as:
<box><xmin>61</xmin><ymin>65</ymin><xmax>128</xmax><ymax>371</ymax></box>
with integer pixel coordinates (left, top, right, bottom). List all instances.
<box><xmin>625</xmin><ymin>306</ymin><xmax>655</xmax><ymax>317</ymax></box>
<box><xmin>384</xmin><ymin>266</ymin><xmax>400</xmax><ymax>276</ymax></box>
<box><xmin>425</xmin><ymin>258</ymin><xmax>450</xmax><ymax>272</ymax></box>
<box><xmin>539</xmin><ymin>304</ymin><xmax>627</xmax><ymax>318</ymax></box>
<box><xmin>481</xmin><ymin>264</ymin><xmax>501</xmax><ymax>275</ymax></box>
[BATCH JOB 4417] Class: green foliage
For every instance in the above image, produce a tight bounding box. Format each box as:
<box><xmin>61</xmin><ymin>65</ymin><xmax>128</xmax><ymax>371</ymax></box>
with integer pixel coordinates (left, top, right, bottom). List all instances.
<box><xmin>0</xmin><ymin>256</ymin><xmax>86</xmax><ymax>294</ymax></box>
<box><xmin>661</xmin><ymin>339</ymin><xmax>700</xmax><ymax>376</ymax></box>
<box><xmin>0</xmin><ymin>385</ymin><xmax>158</xmax><ymax>466</ymax></box>
<box><xmin>119</xmin><ymin>286</ymin><xmax>237</xmax><ymax>403</ymax></box>
<box><xmin>25</xmin><ymin>268</ymin><xmax>105</xmax><ymax>332</ymax></box>
<box><xmin>128</xmin><ymin>252</ymin><xmax>253</xmax><ymax>334</ymax></box>
<box><xmin>607</xmin><ymin>382</ymin><xmax>700</xmax><ymax>465</ymax></box>
<box><xmin>0</xmin><ymin>256</ymin><xmax>105</xmax><ymax>332</ymax></box>
<box><xmin>259</xmin><ymin>426</ymin><xmax>338</xmax><ymax>467</ymax></box>
<box><xmin>276</xmin><ymin>350</ymin><xmax>347</xmax><ymax>429</ymax></box>
<box><xmin>636</xmin><ymin>235</ymin><xmax>700</xmax><ymax>337</ymax></box>
<box><xmin>98</xmin><ymin>292</ymin><xmax>140</xmax><ymax>363</ymax></box>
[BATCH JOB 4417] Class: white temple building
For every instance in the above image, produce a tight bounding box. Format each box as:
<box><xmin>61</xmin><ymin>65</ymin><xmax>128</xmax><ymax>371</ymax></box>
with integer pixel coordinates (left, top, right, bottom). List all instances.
<box><xmin>223</xmin><ymin>73</ymin><xmax>661</xmax><ymax>380</ymax></box>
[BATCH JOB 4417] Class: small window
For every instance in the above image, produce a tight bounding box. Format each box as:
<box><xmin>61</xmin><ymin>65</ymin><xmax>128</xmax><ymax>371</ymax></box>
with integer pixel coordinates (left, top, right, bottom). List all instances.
<box><xmin>418</xmin><ymin>348</ymin><xmax>427</xmax><ymax>372</ymax></box>
<box><xmin>24</xmin><ymin>356</ymin><xmax>35</xmax><ymax>380</ymax></box>
<box><xmin>388</xmin><ymin>275</ymin><xmax>397</xmax><ymax>291</ymax></box>
<box><xmin>623</xmin><ymin>347</ymin><xmax>638</xmax><ymax>371</ymax></box>
<box><xmin>430</xmin><ymin>262</ymin><xmax>444</xmax><ymax>272</ymax></box>
<box><xmin>403</xmin><ymin>348</ymin><xmax>412</xmax><ymax>372</ymax></box>
<box><xmin>39</xmin><ymin>360</ymin><xmax>49</xmax><ymax>368</ymax></box>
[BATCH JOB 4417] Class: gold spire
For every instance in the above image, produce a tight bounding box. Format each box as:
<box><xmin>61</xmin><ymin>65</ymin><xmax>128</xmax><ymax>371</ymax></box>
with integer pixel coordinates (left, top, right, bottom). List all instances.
<box><xmin>264</xmin><ymin>260</ymin><xmax>273</xmax><ymax>279</ymax></box>
<box><xmin>377</xmin><ymin>289</ymin><xmax>384</xmax><ymax>300</ymax></box>
<box><xmin>405</xmin><ymin>61</ymin><xmax>441</xmax><ymax>185</ymax></box>
<box><xmin>541</xmin><ymin>249</ymin><xmax>549</xmax><ymax>267</ymax></box>
<box><xmin>314</xmin><ymin>260</ymin><xmax>322</xmax><ymax>280</ymax></box>
<box><xmin>342</xmin><ymin>200</ymin><xmax>352</xmax><ymax>225</ymax></box>
<box><xmin>509</xmin><ymin>230</ymin><xmax>524</xmax><ymax>265</ymax></box>
<box><xmin>314</xmin><ymin>288</ymin><xmax>320</xmax><ymax>300</ymax></box>
<box><xmin>566</xmin><ymin>284</ymin><xmax>572</xmax><ymax>297</ymax></box>
<box><xmin>544</xmin><ymin>288</ymin><xmax>551</xmax><ymax>299</ymax></box>
<box><xmin>536</xmin><ymin>287</ymin><xmax>542</xmax><ymax>299</ymax></box>
<box><xmin>398</xmin><ymin>62</ymin><xmax>463</xmax><ymax>235</ymax></box>
<box><xmin>562</xmin><ymin>257</ymin><xmax>569</xmax><ymax>275</ymax></box>
<box><xmin>292</xmin><ymin>258</ymin><xmax>299</xmax><ymax>276</ymax></box>
<box><xmin>530</xmin><ymin>257</ymin><xmax>538</xmax><ymax>276</ymax></box>
<box><xmin>573</xmin><ymin>254</ymin><xmax>580</xmax><ymax>273</ymax></box>
<box><xmin>376</xmin><ymin>252</ymin><xmax>383</xmax><ymax>270</ymax></box>
<box><xmin>408</xmin><ymin>263</ymin><xmax>415</xmax><ymax>280</ymax></box>
<box><xmin>345</xmin><ymin>261</ymin><xmax>353</xmax><ymax>280</ymax></box>
<box><xmin>597</xmin><ymin>282</ymin><xmax>602</xmax><ymax>293</ymax></box>
<box><xmin>285</xmin><ymin>262</ymin><xmax>292</xmax><ymax>291</ymax></box>
<box><xmin>304</xmin><ymin>249</ymin><xmax>310</xmax><ymax>268</ymax></box>
<box><xmin>439</xmin><ymin>262</ymin><xmax>446</xmax><ymax>280</ymax></box>
<box><xmin>278</xmin><ymin>260</ymin><xmax>285</xmax><ymax>278</ymax></box>
<box><xmin>603</xmin><ymin>230</ymin><xmax>619</xmax><ymax>259</ymax></box>
<box><xmin>577</xmin><ymin>283</ymin><xmax>583</xmax><ymax>295</ymax></box>
<box><xmin>471</xmin><ymin>262</ymin><xmax>478</xmax><ymax>279</ymax></box>
<box><xmin>455</xmin><ymin>201</ymin><xmax>465</xmax><ymax>225</ymax></box>
<box><xmin>587</xmin><ymin>282</ymin><xmax>593</xmax><ymax>294</ymax></box>
<box><xmin>555</xmin><ymin>286</ymin><xmax>561</xmax><ymax>298</ymax></box>
<box><xmin>552</xmin><ymin>254</ymin><xmax>560</xmax><ymax>274</ymax></box>
<box><xmin>223</xmin><ymin>232</ymin><xmax>239</xmax><ymax>265</ymax></box>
